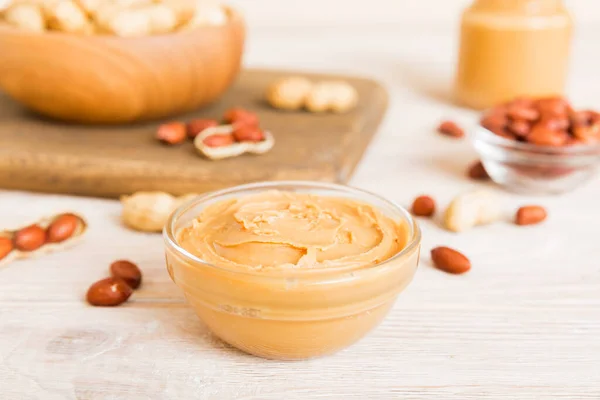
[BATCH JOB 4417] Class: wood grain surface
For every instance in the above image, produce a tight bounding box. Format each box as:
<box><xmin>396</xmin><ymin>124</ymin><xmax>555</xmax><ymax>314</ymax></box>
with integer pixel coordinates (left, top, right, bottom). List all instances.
<box><xmin>0</xmin><ymin>69</ymin><xmax>388</xmax><ymax>198</ymax></box>
<box><xmin>0</xmin><ymin>8</ymin><xmax>245</xmax><ymax>124</ymax></box>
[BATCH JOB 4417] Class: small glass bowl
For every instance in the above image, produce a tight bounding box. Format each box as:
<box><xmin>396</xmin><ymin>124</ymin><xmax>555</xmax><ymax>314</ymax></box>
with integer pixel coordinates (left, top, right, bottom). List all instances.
<box><xmin>472</xmin><ymin>125</ymin><xmax>600</xmax><ymax>195</ymax></box>
<box><xmin>163</xmin><ymin>181</ymin><xmax>421</xmax><ymax>360</ymax></box>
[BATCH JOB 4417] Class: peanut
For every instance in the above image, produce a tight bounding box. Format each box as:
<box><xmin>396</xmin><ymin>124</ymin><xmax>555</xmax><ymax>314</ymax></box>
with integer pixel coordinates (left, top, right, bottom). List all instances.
<box><xmin>507</xmin><ymin>119</ymin><xmax>531</xmax><ymax>138</ymax></box>
<box><xmin>444</xmin><ymin>190</ymin><xmax>501</xmax><ymax>233</ymax></box>
<box><xmin>110</xmin><ymin>260</ymin><xmax>142</xmax><ymax>289</ymax></box>
<box><xmin>146</xmin><ymin>3</ymin><xmax>178</xmax><ymax>34</ymax></box>
<box><xmin>223</xmin><ymin>108</ymin><xmax>259</xmax><ymax>128</ymax></box>
<box><xmin>536</xmin><ymin>97</ymin><xmax>569</xmax><ymax>117</ymax></box>
<box><xmin>202</xmin><ymin>133</ymin><xmax>235</xmax><ymax>147</ymax></box>
<box><xmin>14</xmin><ymin>224</ymin><xmax>46</xmax><ymax>252</ymax></box>
<box><xmin>187</xmin><ymin>119</ymin><xmax>218</xmax><ymax>139</ymax></box>
<box><xmin>305</xmin><ymin>81</ymin><xmax>358</xmax><ymax>113</ymax></box>
<box><xmin>266</xmin><ymin>77</ymin><xmax>314</xmax><ymax>111</ymax></box>
<box><xmin>515</xmin><ymin>206</ymin><xmax>547</xmax><ymax>226</ymax></box>
<box><xmin>507</xmin><ymin>104</ymin><xmax>539</xmax><ymax>121</ymax></box>
<box><xmin>437</xmin><ymin>120</ymin><xmax>464</xmax><ymax>138</ymax></box>
<box><xmin>0</xmin><ymin>237</ymin><xmax>13</xmax><ymax>261</ymax></box>
<box><xmin>467</xmin><ymin>160</ymin><xmax>490</xmax><ymax>181</ymax></box>
<box><xmin>156</xmin><ymin>122</ymin><xmax>187</xmax><ymax>145</ymax></box>
<box><xmin>431</xmin><ymin>246</ymin><xmax>471</xmax><ymax>274</ymax></box>
<box><xmin>411</xmin><ymin>195</ymin><xmax>435</xmax><ymax>217</ymax></box>
<box><xmin>47</xmin><ymin>213</ymin><xmax>79</xmax><ymax>243</ymax></box>
<box><xmin>178</xmin><ymin>0</ymin><xmax>227</xmax><ymax>30</ymax></box>
<box><xmin>86</xmin><ymin>277</ymin><xmax>133</xmax><ymax>307</ymax></box>
<box><xmin>527</xmin><ymin>123</ymin><xmax>568</xmax><ymax>146</ymax></box>
<box><xmin>481</xmin><ymin>111</ymin><xmax>507</xmax><ymax>132</ymax></box>
<box><xmin>3</xmin><ymin>3</ymin><xmax>46</xmax><ymax>32</ymax></box>
<box><xmin>232</xmin><ymin>126</ymin><xmax>264</xmax><ymax>142</ymax></box>
<box><xmin>45</xmin><ymin>0</ymin><xmax>93</xmax><ymax>34</ymax></box>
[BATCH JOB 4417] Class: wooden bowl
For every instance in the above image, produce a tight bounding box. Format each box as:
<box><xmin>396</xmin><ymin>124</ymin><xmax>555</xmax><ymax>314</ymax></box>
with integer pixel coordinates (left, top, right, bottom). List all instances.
<box><xmin>0</xmin><ymin>8</ymin><xmax>245</xmax><ymax>124</ymax></box>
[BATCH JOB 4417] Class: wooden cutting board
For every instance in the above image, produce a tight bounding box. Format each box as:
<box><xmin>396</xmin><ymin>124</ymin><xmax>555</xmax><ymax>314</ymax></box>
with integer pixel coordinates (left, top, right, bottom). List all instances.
<box><xmin>0</xmin><ymin>68</ymin><xmax>387</xmax><ymax>198</ymax></box>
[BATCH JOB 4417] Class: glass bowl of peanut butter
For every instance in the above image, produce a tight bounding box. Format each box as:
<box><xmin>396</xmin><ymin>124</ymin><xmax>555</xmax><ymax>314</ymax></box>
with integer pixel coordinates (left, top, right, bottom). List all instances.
<box><xmin>163</xmin><ymin>181</ymin><xmax>421</xmax><ymax>360</ymax></box>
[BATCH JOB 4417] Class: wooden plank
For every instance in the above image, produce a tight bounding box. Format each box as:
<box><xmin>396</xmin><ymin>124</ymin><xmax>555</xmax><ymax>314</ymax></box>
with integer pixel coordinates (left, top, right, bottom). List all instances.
<box><xmin>0</xmin><ymin>68</ymin><xmax>388</xmax><ymax>198</ymax></box>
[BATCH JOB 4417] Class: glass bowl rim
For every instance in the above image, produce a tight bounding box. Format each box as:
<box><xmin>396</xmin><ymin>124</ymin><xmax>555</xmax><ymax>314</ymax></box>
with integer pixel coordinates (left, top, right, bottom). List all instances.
<box><xmin>472</xmin><ymin>125</ymin><xmax>600</xmax><ymax>156</ymax></box>
<box><xmin>163</xmin><ymin>180</ymin><xmax>421</xmax><ymax>279</ymax></box>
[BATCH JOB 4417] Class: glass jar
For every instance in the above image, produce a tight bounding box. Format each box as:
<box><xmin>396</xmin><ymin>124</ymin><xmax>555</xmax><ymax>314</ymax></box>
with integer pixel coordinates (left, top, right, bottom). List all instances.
<box><xmin>455</xmin><ymin>0</ymin><xmax>573</xmax><ymax>110</ymax></box>
<box><xmin>163</xmin><ymin>181</ymin><xmax>421</xmax><ymax>360</ymax></box>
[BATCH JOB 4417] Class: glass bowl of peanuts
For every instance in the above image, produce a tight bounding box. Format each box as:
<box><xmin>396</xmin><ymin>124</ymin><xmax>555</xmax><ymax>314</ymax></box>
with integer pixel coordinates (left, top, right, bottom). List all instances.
<box><xmin>472</xmin><ymin>96</ymin><xmax>600</xmax><ymax>195</ymax></box>
<box><xmin>0</xmin><ymin>0</ymin><xmax>244</xmax><ymax>124</ymax></box>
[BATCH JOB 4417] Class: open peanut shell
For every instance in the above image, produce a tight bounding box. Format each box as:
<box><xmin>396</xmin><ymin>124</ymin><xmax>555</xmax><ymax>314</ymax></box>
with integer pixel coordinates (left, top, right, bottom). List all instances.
<box><xmin>194</xmin><ymin>124</ymin><xmax>275</xmax><ymax>160</ymax></box>
<box><xmin>0</xmin><ymin>213</ymin><xmax>87</xmax><ymax>268</ymax></box>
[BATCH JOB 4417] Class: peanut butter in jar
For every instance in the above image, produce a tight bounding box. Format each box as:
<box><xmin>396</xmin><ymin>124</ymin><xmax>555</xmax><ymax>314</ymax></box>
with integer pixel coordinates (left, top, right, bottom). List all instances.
<box><xmin>455</xmin><ymin>0</ymin><xmax>573</xmax><ymax>110</ymax></box>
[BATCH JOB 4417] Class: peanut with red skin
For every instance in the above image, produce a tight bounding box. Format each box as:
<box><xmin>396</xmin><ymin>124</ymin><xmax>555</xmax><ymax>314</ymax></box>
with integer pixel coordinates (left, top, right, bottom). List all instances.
<box><xmin>527</xmin><ymin>123</ymin><xmax>569</xmax><ymax>146</ymax></box>
<box><xmin>156</xmin><ymin>122</ymin><xmax>186</xmax><ymax>145</ymax></box>
<box><xmin>110</xmin><ymin>260</ymin><xmax>142</xmax><ymax>289</ymax></box>
<box><xmin>187</xmin><ymin>119</ymin><xmax>218</xmax><ymax>139</ymax></box>
<box><xmin>223</xmin><ymin>108</ymin><xmax>259</xmax><ymax>127</ymax></box>
<box><xmin>515</xmin><ymin>206</ymin><xmax>547</xmax><ymax>226</ymax></box>
<box><xmin>431</xmin><ymin>247</ymin><xmax>471</xmax><ymax>274</ymax></box>
<box><xmin>507</xmin><ymin>119</ymin><xmax>531</xmax><ymax>137</ymax></box>
<box><xmin>507</xmin><ymin>105</ymin><xmax>539</xmax><ymax>121</ymax></box>
<box><xmin>87</xmin><ymin>277</ymin><xmax>133</xmax><ymax>307</ymax></box>
<box><xmin>437</xmin><ymin>120</ymin><xmax>464</xmax><ymax>138</ymax></box>
<box><xmin>233</xmin><ymin>126</ymin><xmax>264</xmax><ymax>142</ymax></box>
<box><xmin>47</xmin><ymin>214</ymin><xmax>79</xmax><ymax>243</ymax></box>
<box><xmin>411</xmin><ymin>195</ymin><xmax>436</xmax><ymax>217</ymax></box>
<box><xmin>202</xmin><ymin>134</ymin><xmax>235</xmax><ymax>147</ymax></box>
<box><xmin>467</xmin><ymin>160</ymin><xmax>490</xmax><ymax>180</ymax></box>
<box><xmin>0</xmin><ymin>237</ymin><xmax>13</xmax><ymax>260</ymax></box>
<box><xmin>14</xmin><ymin>225</ymin><xmax>46</xmax><ymax>252</ymax></box>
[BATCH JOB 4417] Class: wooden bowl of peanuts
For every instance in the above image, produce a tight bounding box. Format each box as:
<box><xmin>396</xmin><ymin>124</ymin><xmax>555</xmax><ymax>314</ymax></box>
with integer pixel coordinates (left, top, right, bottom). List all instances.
<box><xmin>0</xmin><ymin>0</ymin><xmax>245</xmax><ymax>124</ymax></box>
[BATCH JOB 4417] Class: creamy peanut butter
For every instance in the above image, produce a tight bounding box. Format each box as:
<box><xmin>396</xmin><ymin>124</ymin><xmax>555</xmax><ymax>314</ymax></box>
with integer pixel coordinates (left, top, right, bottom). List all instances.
<box><xmin>178</xmin><ymin>190</ymin><xmax>406</xmax><ymax>271</ymax></box>
<box><xmin>166</xmin><ymin>187</ymin><xmax>420</xmax><ymax>360</ymax></box>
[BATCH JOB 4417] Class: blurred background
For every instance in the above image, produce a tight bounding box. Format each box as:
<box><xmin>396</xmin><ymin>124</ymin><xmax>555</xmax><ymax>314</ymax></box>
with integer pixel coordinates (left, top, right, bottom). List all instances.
<box><xmin>230</xmin><ymin>0</ymin><xmax>593</xmax><ymax>29</ymax></box>
<box><xmin>228</xmin><ymin>0</ymin><xmax>597</xmax><ymax>107</ymax></box>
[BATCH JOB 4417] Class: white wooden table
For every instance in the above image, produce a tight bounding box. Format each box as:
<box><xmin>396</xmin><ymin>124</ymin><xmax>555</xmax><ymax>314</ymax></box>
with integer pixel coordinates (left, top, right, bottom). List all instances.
<box><xmin>2</xmin><ymin>2</ymin><xmax>600</xmax><ymax>398</ymax></box>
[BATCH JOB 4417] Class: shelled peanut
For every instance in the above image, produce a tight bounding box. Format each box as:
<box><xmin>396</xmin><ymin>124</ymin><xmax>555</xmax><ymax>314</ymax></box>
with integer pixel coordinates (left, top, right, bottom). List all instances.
<box><xmin>0</xmin><ymin>0</ymin><xmax>228</xmax><ymax>36</ymax></box>
<box><xmin>0</xmin><ymin>213</ymin><xmax>86</xmax><ymax>266</ymax></box>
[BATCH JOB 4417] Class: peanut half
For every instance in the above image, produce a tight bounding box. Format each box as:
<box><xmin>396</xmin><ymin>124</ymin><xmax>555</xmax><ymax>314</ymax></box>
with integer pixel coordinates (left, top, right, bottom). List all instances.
<box><xmin>443</xmin><ymin>189</ymin><xmax>502</xmax><ymax>232</ymax></box>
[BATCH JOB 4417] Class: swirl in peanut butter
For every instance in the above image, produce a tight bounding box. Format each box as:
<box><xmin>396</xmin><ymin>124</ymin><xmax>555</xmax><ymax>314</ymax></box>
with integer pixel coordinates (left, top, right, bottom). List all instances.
<box><xmin>177</xmin><ymin>190</ymin><xmax>407</xmax><ymax>270</ymax></box>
